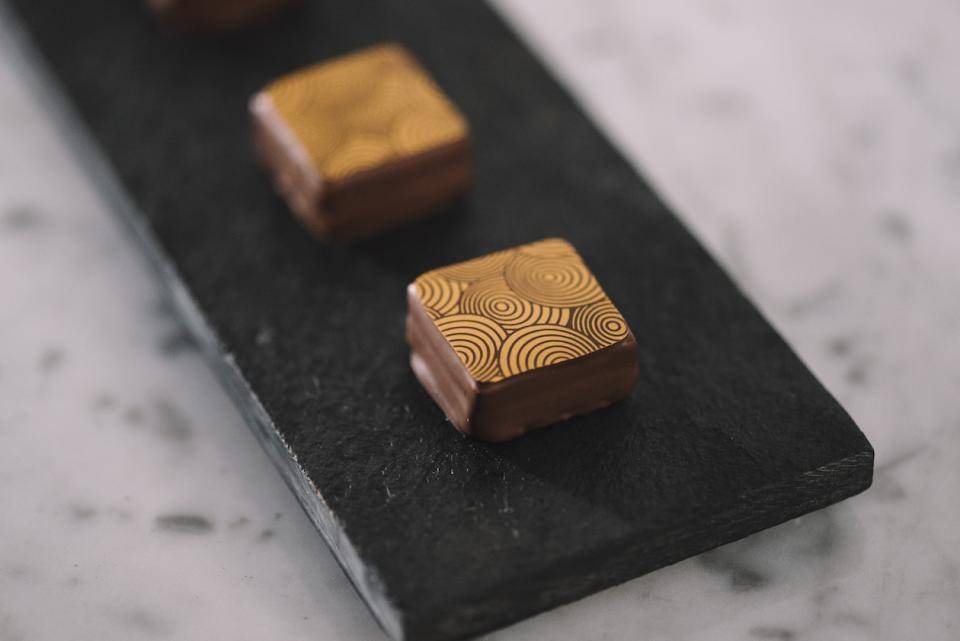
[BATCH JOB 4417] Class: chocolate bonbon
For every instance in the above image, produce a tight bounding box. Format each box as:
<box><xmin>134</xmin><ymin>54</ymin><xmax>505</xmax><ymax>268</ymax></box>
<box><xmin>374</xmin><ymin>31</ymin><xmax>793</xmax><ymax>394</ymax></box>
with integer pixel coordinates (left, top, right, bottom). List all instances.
<box><xmin>251</xmin><ymin>44</ymin><xmax>471</xmax><ymax>241</ymax></box>
<box><xmin>406</xmin><ymin>239</ymin><xmax>639</xmax><ymax>441</ymax></box>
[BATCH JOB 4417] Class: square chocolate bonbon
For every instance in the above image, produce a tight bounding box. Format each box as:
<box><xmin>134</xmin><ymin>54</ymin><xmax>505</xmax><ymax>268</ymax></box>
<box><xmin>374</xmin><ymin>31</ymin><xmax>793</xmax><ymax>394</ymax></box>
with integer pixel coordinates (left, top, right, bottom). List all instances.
<box><xmin>251</xmin><ymin>44</ymin><xmax>471</xmax><ymax>241</ymax></box>
<box><xmin>407</xmin><ymin>238</ymin><xmax>639</xmax><ymax>441</ymax></box>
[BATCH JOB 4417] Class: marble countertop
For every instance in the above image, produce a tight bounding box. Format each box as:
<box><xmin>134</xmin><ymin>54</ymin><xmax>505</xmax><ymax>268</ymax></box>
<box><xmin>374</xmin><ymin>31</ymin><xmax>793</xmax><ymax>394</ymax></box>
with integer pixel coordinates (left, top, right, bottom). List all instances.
<box><xmin>1</xmin><ymin>1</ymin><xmax>958</xmax><ymax>639</ymax></box>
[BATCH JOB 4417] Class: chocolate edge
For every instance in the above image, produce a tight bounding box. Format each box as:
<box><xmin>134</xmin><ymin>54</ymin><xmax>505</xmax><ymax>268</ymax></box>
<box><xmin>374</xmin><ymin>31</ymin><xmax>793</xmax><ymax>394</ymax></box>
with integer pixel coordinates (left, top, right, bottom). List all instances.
<box><xmin>252</xmin><ymin>90</ymin><xmax>471</xmax><ymax>242</ymax></box>
<box><xmin>250</xmin><ymin>91</ymin><xmax>329</xmax><ymax>236</ymax></box>
<box><xmin>407</xmin><ymin>284</ymin><xmax>640</xmax><ymax>442</ymax></box>
<box><xmin>406</xmin><ymin>284</ymin><xmax>479</xmax><ymax>435</ymax></box>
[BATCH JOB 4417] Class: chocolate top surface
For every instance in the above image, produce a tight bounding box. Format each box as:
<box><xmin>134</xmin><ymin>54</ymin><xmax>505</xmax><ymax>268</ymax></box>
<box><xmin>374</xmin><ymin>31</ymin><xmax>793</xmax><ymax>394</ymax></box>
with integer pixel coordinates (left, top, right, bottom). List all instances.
<box><xmin>263</xmin><ymin>43</ymin><xmax>468</xmax><ymax>182</ymax></box>
<box><xmin>413</xmin><ymin>238</ymin><xmax>633</xmax><ymax>383</ymax></box>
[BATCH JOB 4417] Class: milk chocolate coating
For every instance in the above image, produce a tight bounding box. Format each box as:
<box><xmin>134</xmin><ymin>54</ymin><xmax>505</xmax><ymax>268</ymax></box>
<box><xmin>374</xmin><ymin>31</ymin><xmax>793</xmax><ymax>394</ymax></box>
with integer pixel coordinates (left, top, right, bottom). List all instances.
<box><xmin>250</xmin><ymin>45</ymin><xmax>472</xmax><ymax>242</ymax></box>
<box><xmin>407</xmin><ymin>286</ymin><xmax>639</xmax><ymax>441</ymax></box>
<box><xmin>252</xmin><ymin>94</ymin><xmax>470</xmax><ymax>241</ymax></box>
<box><xmin>146</xmin><ymin>0</ymin><xmax>299</xmax><ymax>31</ymax></box>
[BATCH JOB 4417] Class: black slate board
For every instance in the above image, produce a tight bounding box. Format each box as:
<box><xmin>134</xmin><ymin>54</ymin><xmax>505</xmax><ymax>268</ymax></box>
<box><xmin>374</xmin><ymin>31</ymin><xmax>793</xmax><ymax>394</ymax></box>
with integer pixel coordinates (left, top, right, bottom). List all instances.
<box><xmin>7</xmin><ymin>1</ymin><xmax>874</xmax><ymax>639</ymax></box>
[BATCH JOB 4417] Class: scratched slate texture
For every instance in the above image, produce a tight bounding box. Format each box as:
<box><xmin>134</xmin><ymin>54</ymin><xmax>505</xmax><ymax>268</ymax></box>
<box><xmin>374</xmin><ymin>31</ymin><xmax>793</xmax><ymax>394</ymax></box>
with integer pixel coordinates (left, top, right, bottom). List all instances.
<box><xmin>8</xmin><ymin>1</ymin><xmax>873</xmax><ymax>639</ymax></box>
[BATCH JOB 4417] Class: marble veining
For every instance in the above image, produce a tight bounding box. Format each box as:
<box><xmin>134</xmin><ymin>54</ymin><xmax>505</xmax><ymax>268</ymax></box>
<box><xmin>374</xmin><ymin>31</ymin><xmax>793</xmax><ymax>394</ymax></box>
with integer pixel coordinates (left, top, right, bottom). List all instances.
<box><xmin>1</xmin><ymin>0</ymin><xmax>958</xmax><ymax>639</ymax></box>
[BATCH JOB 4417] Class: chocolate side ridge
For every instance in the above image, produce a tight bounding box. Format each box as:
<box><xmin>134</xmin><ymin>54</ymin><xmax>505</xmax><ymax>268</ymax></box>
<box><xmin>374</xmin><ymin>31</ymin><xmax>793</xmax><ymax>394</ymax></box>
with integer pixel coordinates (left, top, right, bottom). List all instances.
<box><xmin>472</xmin><ymin>334</ymin><xmax>639</xmax><ymax>441</ymax></box>
<box><xmin>323</xmin><ymin>140</ymin><xmax>471</xmax><ymax>241</ymax></box>
<box><xmin>406</xmin><ymin>285</ymin><xmax>478</xmax><ymax>434</ymax></box>
<box><xmin>249</xmin><ymin>92</ymin><xmax>327</xmax><ymax>235</ymax></box>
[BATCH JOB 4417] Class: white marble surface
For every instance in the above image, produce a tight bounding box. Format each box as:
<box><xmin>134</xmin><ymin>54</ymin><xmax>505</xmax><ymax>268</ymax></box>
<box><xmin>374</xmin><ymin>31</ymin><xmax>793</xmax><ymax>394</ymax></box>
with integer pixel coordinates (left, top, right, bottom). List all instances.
<box><xmin>1</xmin><ymin>1</ymin><xmax>958</xmax><ymax>639</ymax></box>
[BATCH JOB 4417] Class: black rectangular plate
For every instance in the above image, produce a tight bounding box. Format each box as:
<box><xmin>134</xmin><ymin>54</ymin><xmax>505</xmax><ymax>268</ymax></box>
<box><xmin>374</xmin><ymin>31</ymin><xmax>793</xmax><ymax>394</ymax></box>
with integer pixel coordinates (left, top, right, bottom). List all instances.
<box><xmin>7</xmin><ymin>1</ymin><xmax>874</xmax><ymax>639</ymax></box>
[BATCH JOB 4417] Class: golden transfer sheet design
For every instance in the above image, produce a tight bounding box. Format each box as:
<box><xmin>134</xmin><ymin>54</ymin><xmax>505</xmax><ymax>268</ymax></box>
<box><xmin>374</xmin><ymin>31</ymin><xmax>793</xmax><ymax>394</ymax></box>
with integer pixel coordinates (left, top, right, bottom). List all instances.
<box><xmin>264</xmin><ymin>43</ymin><xmax>468</xmax><ymax>182</ymax></box>
<box><xmin>414</xmin><ymin>239</ymin><xmax>632</xmax><ymax>383</ymax></box>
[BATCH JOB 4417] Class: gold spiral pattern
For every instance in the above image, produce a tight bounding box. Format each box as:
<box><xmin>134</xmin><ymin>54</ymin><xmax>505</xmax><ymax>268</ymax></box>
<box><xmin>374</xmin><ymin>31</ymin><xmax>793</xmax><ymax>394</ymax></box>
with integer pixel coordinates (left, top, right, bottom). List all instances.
<box><xmin>391</xmin><ymin>111</ymin><xmax>466</xmax><ymax>157</ymax></box>
<box><xmin>323</xmin><ymin>135</ymin><xmax>394</xmax><ymax>181</ymax></box>
<box><xmin>414</xmin><ymin>272</ymin><xmax>464</xmax><ymax>316</ymax></box>
<box><xmin>499</xmin><ymin>325</ymin><xmax>598</xmax><ymax>377</ymax></box>
<box><xmin>504</xmin><ymin>252</ymin><xmax>605</xmax><ymax>307</ymax></box>
<box><xmin>439</xmin><ymin>249</ymin><xmax>511</xmax><ymax>281</ymax></box>
<box><xmin>571</xmin><ymin>300</ymin><xmax>629</xmax><ymax>344</ymax></box>
<box><xmin>518</xmin><ymin>237</ymin><xmax>578</xmax><ymax>258</ymax></box>
<box><xmin>412</xmin><ymin>238</ymin><xmax>633</xmax><ymax>383</ymax></box>
<box><xmin>264</xmin><ymin>43</ymin><xmax>467</xmax><ymax>183</ymax></box>
<box><xmin>434</xmin><ymin>314</ymin><xmax>506</xmax><ymax>381</ymax></box>
<box><xmin>460</xmin><ymin>277</ymin><xmax>569</xmax><ymax>331</ymax></box>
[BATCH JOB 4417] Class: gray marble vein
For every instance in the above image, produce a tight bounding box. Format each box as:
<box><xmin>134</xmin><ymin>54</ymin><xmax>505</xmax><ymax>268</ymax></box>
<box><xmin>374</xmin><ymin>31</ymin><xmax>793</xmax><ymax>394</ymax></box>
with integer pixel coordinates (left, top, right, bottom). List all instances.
<box><xmin>1</xmin><ymin>0</ymin><xmax>958</xmax><ymax>639</ymax></box>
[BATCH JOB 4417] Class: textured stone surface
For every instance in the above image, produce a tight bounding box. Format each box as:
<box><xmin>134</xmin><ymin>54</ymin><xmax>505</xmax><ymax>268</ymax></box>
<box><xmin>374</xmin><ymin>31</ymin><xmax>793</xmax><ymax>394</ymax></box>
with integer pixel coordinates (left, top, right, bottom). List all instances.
<box><xmin>5</xmin><ymin>1</ymin><xmax>874</xmax><ymax>640</ymax></box>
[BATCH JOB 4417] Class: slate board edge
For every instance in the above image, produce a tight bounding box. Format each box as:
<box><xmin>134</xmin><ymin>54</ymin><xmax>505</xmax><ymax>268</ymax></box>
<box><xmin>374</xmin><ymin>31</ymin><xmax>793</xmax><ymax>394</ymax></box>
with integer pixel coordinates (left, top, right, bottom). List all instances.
<box><xmin>0</xmin><ymin>6</ymin><xmax>404</xmax><ymax>639</ymax></box>
<box><xmin>417</xmin><ymin>448</ymin><xmax>873</xmax><ymax>641</ymax></box>
<box><xmin>1</xmin><ymin>4</ymin><xmax>875</xmax><ymax>640</ymax></box>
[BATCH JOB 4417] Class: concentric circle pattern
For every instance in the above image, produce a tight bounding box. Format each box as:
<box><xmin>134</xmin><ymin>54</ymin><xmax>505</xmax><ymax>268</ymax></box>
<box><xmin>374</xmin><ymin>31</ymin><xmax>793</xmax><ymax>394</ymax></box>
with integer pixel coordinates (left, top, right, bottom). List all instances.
<box><xmin>415</xmin><ymin>272</ymin><xmax>464</xmax><ymax>316</ymax></box>
<box><xmin>439</xmin><ymin>250</ymin><xmax>511</xmax><ymax>281</ymax></box>
<box><xmin>504</xmin><ymin>253</ymin><xmax>604</xmax><ymax>307</ymax></box>
<box><xmin>499</xmin><ymin>325</ymin><xmax>598</xmax><ymax>378</ymax></box>
<box><xmin>571</xmin><ymin>300</ymin><xmax>629</xmax><ymax>344</ymax></box>
<box><xmin>266</xmin><ymin>43</ymin><xmax>467</xmax><ymax>182</ymax></box>
<box><xmin>392</xmin><ymin>111</ymin><xmax>466</xmax><ymax>157</ymax></box>
<box><xmin>518</xmin><ymin>237</ymin><xmax>578</xmax><ymax>258</ymax></box>
<box><xmin>434</xmin><ymin>314</ymin><xmax>506</xmax><ymax>381</ymax></box>
<box><xmin>460</xmin><ymin>277</ymin><xmax>569</xmax><ymax>331</ymax></box>
<box><xmin>413</xmin><ymin>238</ymin><xmax>633</xmax><ymax>382</ymax></box>
<box><xmin>323</xmin><ymin>135</ymin><xmax>393</xmax><ymax>181</ymax></box>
